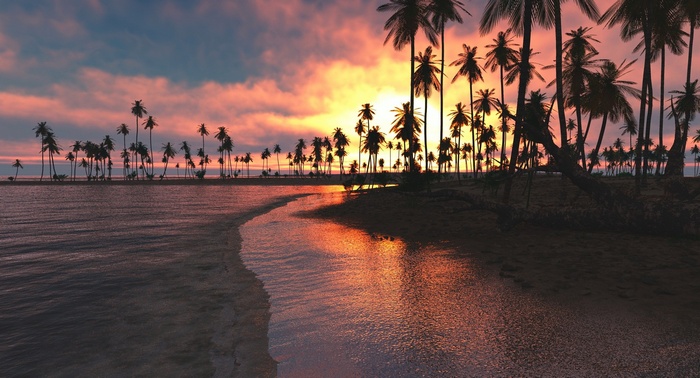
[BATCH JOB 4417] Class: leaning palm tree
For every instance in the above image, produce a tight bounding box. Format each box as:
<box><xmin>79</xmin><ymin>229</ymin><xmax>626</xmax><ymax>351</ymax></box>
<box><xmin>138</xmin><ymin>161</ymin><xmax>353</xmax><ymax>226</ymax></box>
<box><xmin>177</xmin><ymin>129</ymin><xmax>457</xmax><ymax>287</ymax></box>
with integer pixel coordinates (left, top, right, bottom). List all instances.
<box><xmin>12</xmin><ymin>159</ymin><xmax>23</xmax><ymax>181</ymax></box>
<box><xmin>484</xmin><ymin>29</ymin><xmax>519</xmax><ymax>169</ymax></box>
<box><xmin>451</xmin><ymin>44</ymin><xmax>483</xmax><ymax>177</ymax></box>
<box><xmin>142</xmin><ymin>115</ymin><xmax>158</xmax><ymax>176</ymax></box>
<box><xmin>355</xmin><ymin>118</ymin><xmax>366</xmax><ymax>169</ymax></box>
<box><xmin>131</xmin><ymin>100</ymin><xmax>147</xmax><ymax>179</ymax></box>
<box><xmin>43</xmin><ymin>131</ymin><xmax>61</xmax><ymax>181</ymax></box>
<box><xmin>378</xmin><ymin>0</ymin><xmax>438</xmax><ymax>172</ymax></box>
<box><xmin>427</xmin><ymin>0</ymin><xmax>469</xmax><ymax>145</ymax></box>
<box><xmin>161</xmin><ymin>142</ymin><xmax>177</xmax><ymax>179</ymax></box>
<box><xmin>33</xmin><ymin>121</ymin><xmax>51</xmax><ymax>181</ymax></box>
<box><xmin>584</xmin><ymin>60</ymin><xmax>641</xmax><ymax>174</ymax></box>
<box><xmin>414</xmin><ymin>45</ymin><xmax>442</xmax><ymax>172</ymax></box>
<box><xmin>666</xmin><ymin>80</ymin><xmax>700</xmax><ymax>176</ymax></box>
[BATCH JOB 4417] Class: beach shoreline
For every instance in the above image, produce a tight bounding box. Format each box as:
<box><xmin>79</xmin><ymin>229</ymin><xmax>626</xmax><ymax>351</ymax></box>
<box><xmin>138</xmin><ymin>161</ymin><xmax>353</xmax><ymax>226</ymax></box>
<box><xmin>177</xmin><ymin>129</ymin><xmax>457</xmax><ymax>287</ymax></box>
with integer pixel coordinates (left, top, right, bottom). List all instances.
<box><xmin>0</xmin><ymin>177</ymin><xmax>346</xmax><ymax>186</ymax></box>
<box><xmin>309</xmin><ymin>176</ymin><xmax>700</xmax><ymax>325</ymax></box>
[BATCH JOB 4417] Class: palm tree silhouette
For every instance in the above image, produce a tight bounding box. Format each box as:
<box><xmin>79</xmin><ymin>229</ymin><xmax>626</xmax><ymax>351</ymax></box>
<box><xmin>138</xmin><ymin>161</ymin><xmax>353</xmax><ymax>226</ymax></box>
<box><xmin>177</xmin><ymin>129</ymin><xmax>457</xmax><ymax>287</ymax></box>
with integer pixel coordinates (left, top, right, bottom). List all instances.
<box><xmin>584</xmin><ymin>60</ymin><xmax>641</xmax><ymax>173</ymax></box>
<box><xmin>449</xmin><ymin>102</ymin><xmax>469</xmax><ymax>181</ymax></box>
<box><xmin>243</xmin><ymin>152</ymin><xmax>253</xmax><ymax>177</ymax></box>
<box><xmin>363</xmin><ymin>126</ymin><xmax>387</xmax><ymax>184</ymax></box>
<box><xmin>142</xmin><ymin>115</ymin><xmax>158</xmax><ymax>177</ymax></box>
<box><xmin>273</xmin><ymin>144</ymin><xmax>282</xmax><ymax>176</ymax></box>
<box><xmin>390</xmin><ymin>102</ymin><xmax>423</xmax><ymax>168</ymax></box>
<box><xmin>33</xmin><ymin>121</ymin><xmax>51</xmax><ymax>181</ymax></box>
<box><xmin>131</xmin><ymin>100</ymin><xmax>147</xmax><ymax>179</ymax></box>
<box><xmin>197</xmin><ymin>123</ymin><xmax>208</xmax><ymax>160</ymax></box>
<box><xmin>427</xmin><ymin>0</ymin><xmax>469</xmax><ymax>148</ymax></box>
<box><xmin>332</xmin><ymin>128</ymin><xmax>349</xmax><ymax>177</ymax></box>
<box><xmin>12</xmin><ymin>159</ymin><xmax>23</xmax><ymax>181</ymax></box>
<box><xmin>214</xmin><ymin>126</ymin><xmax>228</xmax><ymax>178</ymax></box>
<box><xmin>103</xmin><ymin>135</ymin><xmax>115</xmax><ymax>180</ymax></box>
<box><xmin>42</xmin><ymin>131</ymin><xmax>61</xmax><ymax>181</ymax></box>
<box><xmin>161</xmin><ymin>142</ymin><xmax>177</xmax><ymax>179</ymax></box>
<box><xmin>378</xmin><ymin>0</ymin><xmax>438</xmax><ymax>172</ymax></box>
<box><xmin>667</xmin><ymin>80</ymin><xmax>700</xmax><ymax>176</ymax></box>
<box><xmin>451</xmin><ymin>45</ymin><xmax>483</xmax><ymax>177</ymax></box>
<box><xmin>116</xmin><ymin>124</ymin><xmax>129</xmax><ymax>179</ymax></box>
<box><xmin>357</xmin><ymin>103</ymin><xmax>374</xmax><ymax>169</ymax></box>
<box><xmin>484</xmin><ymin>29</ymin><xmax>519</xmax><ymax>170</ymax></box>
<box><xmin>414</xmin><ymin>45</ymin><xmax>441</xmax><ymax>172</ymax></box>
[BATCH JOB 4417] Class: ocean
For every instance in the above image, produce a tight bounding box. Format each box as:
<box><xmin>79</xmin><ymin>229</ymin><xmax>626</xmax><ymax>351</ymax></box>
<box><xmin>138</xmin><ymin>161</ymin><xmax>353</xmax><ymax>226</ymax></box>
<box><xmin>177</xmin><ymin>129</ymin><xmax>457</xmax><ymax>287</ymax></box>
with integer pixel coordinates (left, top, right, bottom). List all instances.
<box><xmin>2</xmin><ymin>184</ymin><xmax>699</xmax><ymax>377</ymax></box>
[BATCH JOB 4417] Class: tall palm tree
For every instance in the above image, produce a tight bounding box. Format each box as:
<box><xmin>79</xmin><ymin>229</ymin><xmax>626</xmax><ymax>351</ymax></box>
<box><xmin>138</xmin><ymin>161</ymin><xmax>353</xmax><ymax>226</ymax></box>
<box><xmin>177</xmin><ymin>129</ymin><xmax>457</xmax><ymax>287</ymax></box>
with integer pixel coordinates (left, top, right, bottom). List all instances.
<box><xmin>161</xmin><ymin>142</ymin><xmax>177</xmax><ymax>178</ymax></box>
<box><xmin>584</xmin><ymin>60</ymin><xmax>641</xmax><ymax>173</ymax></box>
<box><xmin>197</xmin><ymin>123</ymin><xmax>209</xmax><ymax>160</ymax></box>
<box><xmin>378</xmin><ymin>0</ymin><xmax>438</xmax><ymax>172</ymax></box>
<box><xmin>414</xmin><ymin>45</ymin><xmax>442</xmax><ymax>172</ymax></box>
<box><xmin>243</xmin><ymin>152</ymin><xmax>253</xmax><ymax>178</ymax></box>
<box><xmin>142</xmin><ymin>115</ymin><xmax>158</xmax><ymax>176</ymax></box>
<box><xmin>131</xmin><ymin>100</ymin><xmax>147</xmax><ymax>179</ymax></box>
<box><xmin>362</xmin><ymin>126</ymin><xmax>387</xmax><ymax>180</ymax></box>
<box><xmin>473</xmin><ymin>88</ymin><xmax>499</xmax><ymax>173</ymax></box>
<box><xmin>451</xmin><ymin>44</ymin><xmax>483</xmax><ymax>177</ymax></box>
<box><xmin>214</xmin><ymin>126</ymin><xmax>228</xmax><ymax>177</ymax></box>
<box><xmin>103</xmin><ymin>135</ymin><xmax>115</xmax><ymax>180</ymax></box>
<box><xmin>484</xmin><ymin>29</ymin><xmax>519</xmax><ymax>169</ymax></box>
<box><xmin>332</xmin><ymin>128</ymin><xmax>349</xmax><ymax>177</ymax></box>
<box><xmin>390</xmin><ymin>102</ymin><xmax>423</xmax><ymax>168</ymax></box>
<box><xmin>12</xmin><ymin>159</ymin><xmax>23</xmax><ymax>181</ymax></box>
<box><xmin>357</xmin><ymin>103</ymin><xmax>375</xmax><ymax>169</ymax></box>
<box><xmin>116</xmin><ymin>124</ymin><xmax>129</xmax><ymax>179</ymax></box>
<box><xmin>448</xmin><ymin>102</ymin><xmax>470</xmax><ymax>181</ymax></box>
<box><xmin>294</xmin><ymin>138</ymin><xmax>307</xmax><ymax>176</ymax></box>
<box><xmin>70</xmin><ymin>140</ymin><xmax>82</xmax><ymax>181</ymax></box>
<box><xmin>43</xmin><ymin>131</ymin><xmax>61</xmax><ymax>180</ymax></box>
<box><xmin>273</xmin><ymin>144</ymin><xmax>282</xmax><ymax>175</ymax></box>
<box><xmin>33</xmin><ymin>121</ymin><xmax>51</xmax><ymax>181</ymax></box>
<box><xmin>427</xmin><ymin>0</ymin><xmax>469</xmax><ymax>147</ymax></box>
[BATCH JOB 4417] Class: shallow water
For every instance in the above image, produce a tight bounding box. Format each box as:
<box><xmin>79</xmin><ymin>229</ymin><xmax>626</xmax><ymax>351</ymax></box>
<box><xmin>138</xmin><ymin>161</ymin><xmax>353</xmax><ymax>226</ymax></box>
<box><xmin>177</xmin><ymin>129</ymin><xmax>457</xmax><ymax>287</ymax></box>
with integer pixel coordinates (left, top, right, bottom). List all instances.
<box><xmin>241</xmin><ymin>193</ymin><xmax>700</xmax><ymax>377</ymax></box>
<box><xmin>0</xmin><ymin>184</ymin><xmax>336</xmax><ymax>376</ymax></box>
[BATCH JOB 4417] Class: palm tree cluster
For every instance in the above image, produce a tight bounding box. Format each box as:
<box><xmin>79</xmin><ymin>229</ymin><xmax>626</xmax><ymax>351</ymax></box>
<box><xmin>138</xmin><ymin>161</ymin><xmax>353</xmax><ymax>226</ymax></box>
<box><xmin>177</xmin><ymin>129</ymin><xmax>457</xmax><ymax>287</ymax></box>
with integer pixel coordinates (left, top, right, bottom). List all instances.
<box><xmin>373</xmin><ymin>0</ymin><xmax>700</xmax><ymax>202</ymax></box>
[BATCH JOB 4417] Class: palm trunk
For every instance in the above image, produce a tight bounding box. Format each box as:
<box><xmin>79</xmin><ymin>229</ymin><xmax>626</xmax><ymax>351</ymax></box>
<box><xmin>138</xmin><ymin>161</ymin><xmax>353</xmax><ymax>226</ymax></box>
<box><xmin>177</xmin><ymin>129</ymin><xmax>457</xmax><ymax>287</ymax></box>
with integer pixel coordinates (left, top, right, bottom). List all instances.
<box><xmin>40</xmin><ymin>145</ymin><xmax>45</xmax><ymax>181</ymax></box>
<box><xmin>554</xmin><ymin>2</ymin><xmax>568</xmax><ymax>153</ymax></box>
<box><xmin>499</xmin><ymin>65</ymin><xmax>507</xmax><ymax>170</ymax></box>
<box><xmin>656</xmin><ymin>47</ymin><xmax>666</xmax><ymax>175</ymax></box>
<box><xmin>409</xmin><ymin>37</ymin><xmax>416</xmax><ymax>171</ymax></box>
<box><xmin>439</xmin><ymin>26</ymin><xmax>446</xmax><ymax>174</ymax></box>
<box><xmin>469</xmin><ymin>81</ymin><xmax>476</xmax><ymax>178</ymax></box>
<box><xmin>503</xmin><ymin>0</ymin><xmax>532</xmax><ymax>203</ymax></box>
<box><xmin>589</xmin><ymin>113</ymin><xmax>609</xmax><ymax>174</ymax></box>
<box><xmin>635</xmin><ymin>18</ymin><xmax>652</xmax><ymax>187</ymax></box>
<box><xmin>135</xmin><ymin>117</ymin><xmax>139</xmax><ymax>180</ymax></box>
<box><xmin>424</xmin><ymin>96</ymin><xmax>429</xmax><ymax>173</ymax></box>
<box><xmin>643</xmin><ymin>77</ymin><xmax>654</xmax><ymax>179</ymax></box>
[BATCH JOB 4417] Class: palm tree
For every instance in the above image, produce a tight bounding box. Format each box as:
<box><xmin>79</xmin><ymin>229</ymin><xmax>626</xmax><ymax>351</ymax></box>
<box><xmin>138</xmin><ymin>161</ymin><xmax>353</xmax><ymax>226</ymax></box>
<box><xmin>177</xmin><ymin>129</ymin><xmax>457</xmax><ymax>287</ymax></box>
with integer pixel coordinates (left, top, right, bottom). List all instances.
<box><xmin>197</xmin><ymin>123</ymin><xmax>209</xmax><ymax>160</ymax></box>
<box><xmin>117</xmin><ymin>123</ymin><xmax>130</xmax><ymax>153</ymax></box>
<box><xmin>585</xmin><ymin>60</ymin><xmax>641</xmax><ymax>173</ymax></box>
<box><xmin>354</xmin><ymin>119</ymin><xmax>366</xmax><ymax>169</ymax></box>
<box><xmin>273</xmin><ymin>144</ymin><xmax>282</xmax><ymax>175</ymax></box>
<box><xmin>179</xmin><ymin>141</ymin><xmax>192</xmax><ymax>179</ymax></box>
<box><xmin>484</xmin><ymin>29</ymin><xmax>519</xmax><ymax>169</ymax></box>
<box><xmin>294</xmin><ymin>138</ymin><xmax>307</xmax><ymax>176</ymax></box>
<box><xmin>33</xmin><ymin>121</ymin><xmax>51</xmax><ymax>181</ymax></box>
<box><xmin>357</xmin><ymin>103</ymin><xmax>374</xmax><ymax>169</ymax></box>
<box><xmin>414</xmin><ymin>45</ymin><xmax>442</xmax><ymax>172</ymax></box>
<box><xmin>131</xmin><ymin>100</ymin><xmax>147</xmax><ymax>179</ymax></box>
<box><xmin>448</xmin><ymin>102</ymin><xmax>470</xmax><ymax>181</ymax></box>
<box><xmin>390</xmin><ymin>102</ymin><xmax>423</xmax><ymax>168</ymax></box>
<box><xmin>214</xmin><ymin>126</ymin><xmax>228</xmax><ymax>177</ymax></box>
<box><xmin>12</xmin><ymin>159</ymin><xmax>23</xmax><ymax>181</ymax></box>
<box><xmin>451</xmin><ymin>44</ymin><xmax>483</xmax><ymax>177</ymax></box>
<box><xmin>472</xmin><ymin>88</ymin><xmax>499</xmax><ymax>174</ymax></box>
<box><xmin>667</xmin><ymin>80</ymin><xmax>700</xmax><ymax>175</ymax></box>
<box><xmin>243</xmin><ymin>152</ymin><xmax>253</xmax><ymax>178</ymax></box>
<box><xmin>43</xmin><ymin>131</ymin><xmax>61</xmax><ymax>180</ymax></box>
<box><xmin>378</xmin><ymin>0</ymin><xmax>438</xmax><ymax>172</ymax></box>
<box><xmin>262</xmin><ymin>147</ymin><xmax>272</xmax><ymax>176</ymax></box>
<box><xmin>161</xmin><ymin>142</ymin><xmax>177</xmax><ymax>179</ymax></box>
<box><xmin>427</xmin><ymin>0</ymin><xmax>469</xmax><ymax>146</ymax></box>
<box><xmin>620</xmin><ymin>117</ymin><xmax>638</xmax><ymax>154</ymax></box>
<box><xmin>142</xmin><ymin>115</ymin><xmax>158</xmax><ymax>176</ymax></box>
<box><xmin>332</xmin><ymin>128</ymin><xmax>349</xmax><ymax>177</ymax></box>
<box><xmin>362</xmin><ymin>126</ymin><xmax>387</xmax><ymax>182</ymax></box>
<box><xmin>103</xmin><ymin>135</ymin><xmax>115</xmax><ymax>180</ymax></box>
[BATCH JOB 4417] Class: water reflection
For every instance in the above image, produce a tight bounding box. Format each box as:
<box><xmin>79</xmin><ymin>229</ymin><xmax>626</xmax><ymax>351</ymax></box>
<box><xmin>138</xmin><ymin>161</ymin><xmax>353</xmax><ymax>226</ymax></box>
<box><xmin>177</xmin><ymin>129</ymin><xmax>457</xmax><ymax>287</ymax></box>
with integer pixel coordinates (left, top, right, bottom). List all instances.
<box><xmin>241</xmin><ymin>193</ymin><xmax>700</xmax><ymax>377</ymax></box>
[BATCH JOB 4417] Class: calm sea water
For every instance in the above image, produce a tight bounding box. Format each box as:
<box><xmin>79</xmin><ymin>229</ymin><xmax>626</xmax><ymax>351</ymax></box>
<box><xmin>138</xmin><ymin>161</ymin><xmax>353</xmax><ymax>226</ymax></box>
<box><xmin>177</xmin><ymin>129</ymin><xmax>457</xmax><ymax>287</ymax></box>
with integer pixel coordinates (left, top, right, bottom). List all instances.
<box><xmin>242</xmin><ymin>194</ymin><xmax>700</xmax><ymax>377</ymax></box>
<box><xmin>0</xmin><ymin>184</ymin><xmax>336</xmax><ymax>377</ymax></box>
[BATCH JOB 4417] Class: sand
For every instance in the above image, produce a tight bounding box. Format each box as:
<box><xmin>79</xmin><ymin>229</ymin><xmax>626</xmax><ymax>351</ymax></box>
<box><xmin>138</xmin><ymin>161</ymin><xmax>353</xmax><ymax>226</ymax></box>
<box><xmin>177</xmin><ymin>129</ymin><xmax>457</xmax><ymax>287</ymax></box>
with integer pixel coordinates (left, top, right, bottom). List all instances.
<box><xmin>311</xmin><ymin>175</ymin><xmax>700</xmax><ymax>324</ymax></box>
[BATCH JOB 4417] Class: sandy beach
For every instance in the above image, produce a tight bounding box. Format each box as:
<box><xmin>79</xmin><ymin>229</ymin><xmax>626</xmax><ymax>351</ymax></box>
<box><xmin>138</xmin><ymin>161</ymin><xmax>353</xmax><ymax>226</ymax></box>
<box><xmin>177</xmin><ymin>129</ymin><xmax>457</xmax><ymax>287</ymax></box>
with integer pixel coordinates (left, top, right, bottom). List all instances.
<box><xmin>311</xmin><ymin>175</ymin><xmax>700</xmax><ymax>325</ymax></box>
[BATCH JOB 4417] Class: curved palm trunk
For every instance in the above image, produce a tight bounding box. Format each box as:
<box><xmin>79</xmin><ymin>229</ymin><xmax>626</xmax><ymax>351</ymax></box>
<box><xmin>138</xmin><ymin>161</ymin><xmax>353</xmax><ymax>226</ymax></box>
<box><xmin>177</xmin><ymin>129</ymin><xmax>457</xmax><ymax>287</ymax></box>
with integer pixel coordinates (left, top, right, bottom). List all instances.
<box><xmin>409</xmin><ymin>37</ymin><xmax>416</xmax><ymax>171</ymax></box>
<box><xmin>503</xmin><ymin>0</ymin><xmax>533</xmax><ymax>203</ymax></box>
<box><xmin>588</xmin><ymin>113</ymin><xmax>609</xmax><ymax>173</ymax></box>
<box><xmin>40</xmin><ymin>145</ymin><xmax>45</xmax><ymax>181</ymax></box>
<box><xmin>149</xmin><ymin>130</ymin><xmax>154</xmax><ymax>176</ymax></box>
<box><xmin>643</xmin><ymin>78</ymin><xmax>654</xmax><ymax>179</ymax></box>
<box><xmin>636</xmin><ymin>19</ymin><xmax>652</xmax><ymax>186</ymax></box>
<box><xmin>424</xmin><ymin>96</ymin><xmax>429</xmax><ymax>173</ymax></box>
<box><xmin>554</xmin><ymin>2</ymin><xmax>567</xmax><ymax>152</ymax></box>
<box><xmin>574</xmin><ymin>99</ymin><xmax>587</xmax><ymax>170</ymax></box>
<box><xmin>134</xmin><ymin>116</ymin><xmax>140</xmax><ymax>180</ymax></box>
<box><xmin>656</xmin><ymin>48</ymin><xmax>666</xmax><ymax>175</ymax></box>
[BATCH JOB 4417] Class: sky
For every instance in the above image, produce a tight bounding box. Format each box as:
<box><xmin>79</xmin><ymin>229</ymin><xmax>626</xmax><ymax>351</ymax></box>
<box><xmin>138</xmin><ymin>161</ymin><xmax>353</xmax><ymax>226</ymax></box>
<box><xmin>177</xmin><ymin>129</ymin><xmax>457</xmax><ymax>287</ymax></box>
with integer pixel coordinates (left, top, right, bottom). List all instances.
<box><xmin>0</xmin><ymin>0</ymin><xmax>698</xmax><ymax>177</ymax></box>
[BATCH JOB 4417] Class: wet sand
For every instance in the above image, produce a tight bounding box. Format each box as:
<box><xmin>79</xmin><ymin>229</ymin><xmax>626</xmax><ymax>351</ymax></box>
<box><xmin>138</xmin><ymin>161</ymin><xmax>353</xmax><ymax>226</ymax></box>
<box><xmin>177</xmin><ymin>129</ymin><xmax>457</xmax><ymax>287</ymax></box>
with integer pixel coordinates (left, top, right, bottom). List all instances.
<box><xmin>312</xmin><ymin>176</ymin><xmax>700</xmax><ymax>325</ymax></box>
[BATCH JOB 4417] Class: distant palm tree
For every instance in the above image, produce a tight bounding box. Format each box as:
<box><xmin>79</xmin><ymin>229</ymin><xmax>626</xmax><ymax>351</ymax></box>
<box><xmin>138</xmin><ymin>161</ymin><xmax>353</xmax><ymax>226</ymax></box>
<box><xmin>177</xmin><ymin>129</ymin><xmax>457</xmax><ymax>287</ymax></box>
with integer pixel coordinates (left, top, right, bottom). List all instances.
<box><xmin>427</xmin><ymin>0</ymin><xmax>469</xmax><ymax>145</ymax></box>
<box><xmin>197</xmin><ymin>123</ymin><xmax>209</xmax><ymax>159</ymax></box>
<box><xmin>273</xmin><ymin>144</ymin><xmax>282</xmax><ymax>175</ymax></box>
<box><xmin>243</xmin><ymin>152</ymin><xmax>253</xmax><ymax>177</ymax></box>
<box><xmin>363</xmin><ymin>126</ymin><xmax>387</xmax><ymax>182</ymax></box>
<box><xmin>584</xmin><ymin>60</ymin><xmax>641</xmax><ymax>173</ymax></box>
<box><xmin>214</xmin><ymin>126</ymin><xmax>228</xmax><ymax>177</ymax></box>
<box><xmin>414</xmin><ymin>45</ymin><xmax>442</xmax><ymax>172</ymax></box>
<box><xmin>142</xmin><ymin>115</ymin><xmax>158</xmax><ymax>176</ymax></box>
<box><xmin>333</xmin><ymin>127</ymin><xmax>349</xmax><ymax>176</ymax></box>
<box><xmin>451</xmin><ymin>45</ymin><xmax>483</xmax><ymax>177</ymax></box>
<box><xmin>390</xmin><ymin>102</ymin><xmax>423</xmax><ymax>168</ymax></box>
<box><xmin>33</xmin><ymin>121</ymin><xmax>51</xmax><ymax>181</ymax></box>
<box><xmin>103</xmin><ymin>135</ymin><xmax>115</xmax><ymax>180</ymax></box>
<box><xmin>294</xmin><ymin>138</ymin><xmax>306</xmax><ymax>175</ymax></box>
<box><xmin>261</xmin><ymin>147</ymin><xmax>272</xmax><ymax>176</ymax></box>
<box><xmin>161</xmin><ymin>142</ymin><xmax>177</xmax><ymax>178</ymax></box>
<box><xmin>131</xmin><ymin>100</ymin><xmax>147</xmax><ymax>178</ymax></box>
<box><xmin>43</xmin><ymin>131</ymin><xmax>61</xmax><ymax>180</ymax></box>
<box><xmin>69</xmin><ymin>140</ymin><xmax>82</xmax><ymax>181</ymax></box>
<box><xmin>378</xmin><ymin>0</ymin><xmax>438</xmax><ymax>172</ymax></box>
<box><xmin>12</xmin><ymin>159</ymin><xmax>23</xmax><ymax>181</ymax></box>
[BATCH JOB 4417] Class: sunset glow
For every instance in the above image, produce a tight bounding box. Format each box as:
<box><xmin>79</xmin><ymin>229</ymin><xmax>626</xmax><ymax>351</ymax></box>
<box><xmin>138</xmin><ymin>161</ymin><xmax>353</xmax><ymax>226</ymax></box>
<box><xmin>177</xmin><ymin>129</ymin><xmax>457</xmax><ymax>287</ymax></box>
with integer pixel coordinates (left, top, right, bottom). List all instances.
<box><xmin>0</xmin><ymin>0</ymin><xmax>698</xmax><ymax>176</ymax></box>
